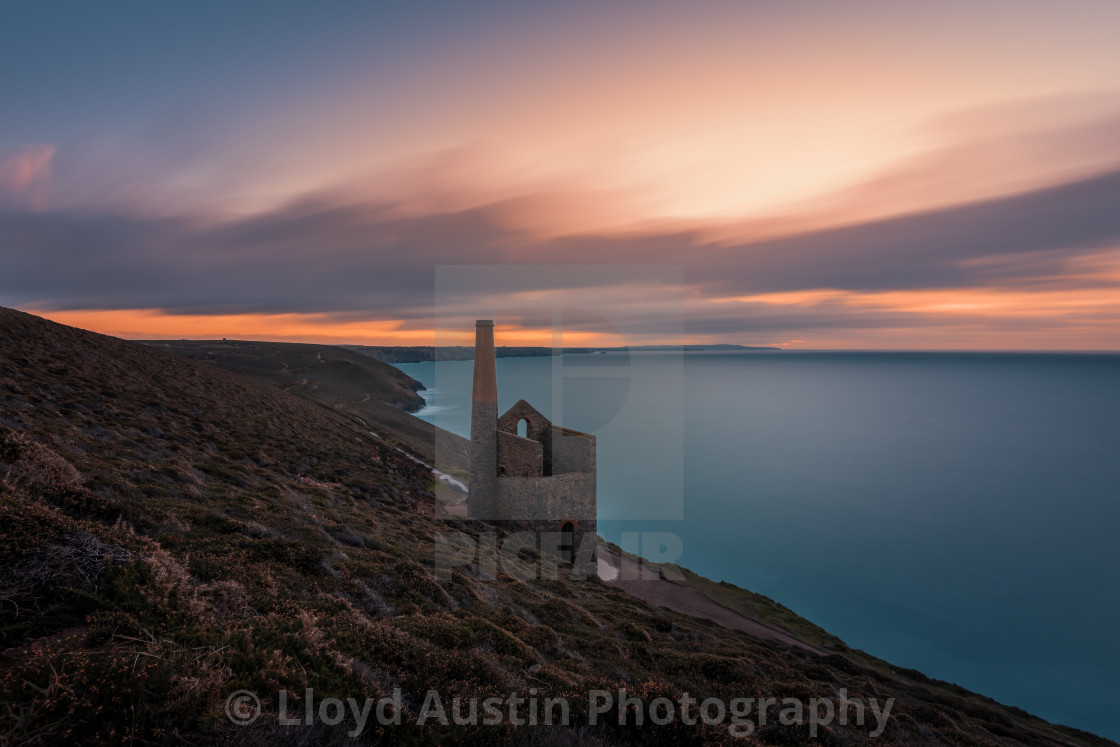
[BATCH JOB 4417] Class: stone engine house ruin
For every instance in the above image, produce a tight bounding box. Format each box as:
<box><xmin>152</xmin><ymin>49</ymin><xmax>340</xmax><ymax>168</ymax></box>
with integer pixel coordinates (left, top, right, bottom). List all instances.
<box><xmin>467</xmin><ymin>320</ymin><xmax>597</xmax><ymax>563</ymax></box>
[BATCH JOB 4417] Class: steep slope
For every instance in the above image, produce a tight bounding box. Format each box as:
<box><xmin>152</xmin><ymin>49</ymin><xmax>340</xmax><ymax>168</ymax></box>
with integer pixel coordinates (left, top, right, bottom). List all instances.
<box><xmin>0</xmin><ymin>307</ymin><xmax>1112</xmax><ymax>745</ymax></box>
<box><xmin>144</xmin><ymin>339</ymin><xmax>469</xmax><ymax>473</ymax></box>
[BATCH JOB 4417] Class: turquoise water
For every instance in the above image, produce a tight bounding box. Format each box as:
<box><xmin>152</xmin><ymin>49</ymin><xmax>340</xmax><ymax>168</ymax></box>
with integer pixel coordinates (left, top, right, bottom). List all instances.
<box><xmin>397</xmin><ymin>351</ymin><xmax>1120</xmax><ymax>740</ymax></box>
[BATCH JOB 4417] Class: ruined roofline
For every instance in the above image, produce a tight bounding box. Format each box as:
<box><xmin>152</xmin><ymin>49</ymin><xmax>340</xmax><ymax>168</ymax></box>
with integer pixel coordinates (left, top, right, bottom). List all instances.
<box><xmin>551</xmin><ymin>425</ymin><xmax>595</xmax><ymax>440</ymax></box>
<box><xmin>498</xmin><ymin>398</ymin><xmax>546</xmax><ymax>425</ymax></box>
<box><xmin>497</xmin><ymin>400</ymin><xmax>594</xmax><ymax>440</ymax></box>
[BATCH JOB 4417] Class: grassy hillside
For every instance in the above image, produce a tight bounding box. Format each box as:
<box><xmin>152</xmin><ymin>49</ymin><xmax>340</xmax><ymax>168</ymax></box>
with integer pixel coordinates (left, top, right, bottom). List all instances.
<box><xmin>144</xmin><ymin>339</ymin><xmax>469</xmax><ymax>472</ymax></box>
<box><xmin>0</xmin><ymin>307</ymin><xmax>1112</xmax><ymax>745</ymax></box>
<box><xmin>143</xmin><ymin>340</ymin><xmax>427</xmax><ymax>411</ymax></box>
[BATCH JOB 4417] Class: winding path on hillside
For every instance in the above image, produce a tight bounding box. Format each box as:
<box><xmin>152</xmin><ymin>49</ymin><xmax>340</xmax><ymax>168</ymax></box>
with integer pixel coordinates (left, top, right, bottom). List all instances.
<box><xmin>600</xmin><ymin>547</ymin><xmax>823</xmax><ymax>653</ymax></box>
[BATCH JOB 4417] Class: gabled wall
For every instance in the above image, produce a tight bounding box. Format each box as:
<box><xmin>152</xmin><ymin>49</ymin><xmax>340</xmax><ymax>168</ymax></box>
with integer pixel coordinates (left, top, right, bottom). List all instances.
<box><xmin>498</xmin><ymin>399</ymin><xmax>555</xmax><ymax>474</ymax></box>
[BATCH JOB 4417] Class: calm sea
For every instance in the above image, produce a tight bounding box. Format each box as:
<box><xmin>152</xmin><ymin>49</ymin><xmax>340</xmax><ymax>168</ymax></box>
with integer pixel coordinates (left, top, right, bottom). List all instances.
<box><xmin>396</xmin><ymin>351</ymin><xmax>1120</xmax><ymax>740</ymax></box>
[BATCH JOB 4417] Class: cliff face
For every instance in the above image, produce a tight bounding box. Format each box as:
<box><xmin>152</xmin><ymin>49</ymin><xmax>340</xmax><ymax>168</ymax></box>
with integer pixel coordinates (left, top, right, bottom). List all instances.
<box><xmin>0</xmin><ymin>307</ymin><xmax>1111</xmax><ymax>745</ymax></box>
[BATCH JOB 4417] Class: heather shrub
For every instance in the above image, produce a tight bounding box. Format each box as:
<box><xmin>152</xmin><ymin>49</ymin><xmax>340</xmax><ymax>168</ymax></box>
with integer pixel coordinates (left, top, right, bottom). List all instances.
<box><xmin>0</xmin><ymin>428</ymin><xmax>82</xmax><ymax>489</ymax></box>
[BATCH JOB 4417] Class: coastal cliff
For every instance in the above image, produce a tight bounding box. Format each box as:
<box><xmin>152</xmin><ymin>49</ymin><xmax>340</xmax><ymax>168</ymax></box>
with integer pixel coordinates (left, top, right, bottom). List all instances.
<box><xmin>0</xmin><ymin>307</ymin><xmax>1110</xmax><ymax>745</ymax></box>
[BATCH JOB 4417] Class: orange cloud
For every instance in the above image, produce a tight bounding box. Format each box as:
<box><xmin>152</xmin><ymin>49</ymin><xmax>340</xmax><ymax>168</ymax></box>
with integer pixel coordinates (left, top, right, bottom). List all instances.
<box><xmin>723</xmin><ymin>278</ymin><xmax>1120</xmax><ymax>350</ymax></box>
<box><xmin>32</xmin><ymin>309</ymin><xmax>438</xmax><ymax>346</ymax></box>
<box><xmin>30</xmin><ymin>309</ymin><xmax>617</xmax><ymax>348</ymax></box>
<box><xmin>857</xmin><ymin>287</ymin><xmax>1120</xmax><ymax>318</ymax></box>
<box><xmin>726</xmin><ymin>284</ymin><xmax>1120</xmax><ymax>318</ymax></box>
<box><xmin>25</xmin><ymin>293</ymin><xmax>1120</xmax><ymax>352</ymax></box>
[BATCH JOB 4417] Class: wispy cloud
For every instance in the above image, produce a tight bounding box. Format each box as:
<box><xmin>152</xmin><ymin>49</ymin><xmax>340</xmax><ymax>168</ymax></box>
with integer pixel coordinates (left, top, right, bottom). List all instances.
<box><xmin>5</xmin><ymin>157</ymin><xmax>1120</xmax><ymax>348</ymax></box>
<box><xmin>0</xmin><ymin>144</ymin><xmax>55</xmax><ymax>210</ymax></box>
<box><xmin>4</xmin><ymin>94</ymin><xmax>1120</xmax><ymax>349</ymax></box>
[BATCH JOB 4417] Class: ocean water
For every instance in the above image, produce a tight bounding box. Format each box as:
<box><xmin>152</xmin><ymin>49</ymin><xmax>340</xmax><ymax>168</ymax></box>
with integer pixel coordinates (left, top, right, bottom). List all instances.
<box><xmin>396</xmin><ymin>351</ymin><xmax>1120</xmax><ymax>740</ymax></box>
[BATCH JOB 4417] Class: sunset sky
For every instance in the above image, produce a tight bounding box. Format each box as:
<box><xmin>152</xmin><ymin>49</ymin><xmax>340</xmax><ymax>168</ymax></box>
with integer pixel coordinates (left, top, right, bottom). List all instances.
<box><xmin>2</xmin><ymin>1</ymin><xmax>1119</xmax><ymax>348</ymax></box>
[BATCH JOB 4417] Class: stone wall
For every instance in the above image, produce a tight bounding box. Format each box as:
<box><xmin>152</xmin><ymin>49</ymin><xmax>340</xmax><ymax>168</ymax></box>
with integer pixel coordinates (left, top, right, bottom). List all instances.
<box><xmin>550</xmin><ymin>426</ymin><xmax>595</xmax><ymax>475</ymax></box>
<box><xmin>498</xmin><ymin>472</ymin><xmax>595</xmax><ymax>521</ymax></box>
<box><xmin>497</xmin><ymin>430</ymin><xmax>542</xmax><ymax>477</ymax></box>
<box><xmin>497</xmin><ymin>472</ymin><xmax>597</xmax><ymax>564</ymax></box>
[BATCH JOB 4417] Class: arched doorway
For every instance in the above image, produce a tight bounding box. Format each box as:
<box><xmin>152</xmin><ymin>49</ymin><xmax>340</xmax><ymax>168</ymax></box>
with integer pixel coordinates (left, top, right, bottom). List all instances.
<box><xmin>558</xmin><ymin>521</ymin><xmax>576</xmax><ymax>564</ymax></box>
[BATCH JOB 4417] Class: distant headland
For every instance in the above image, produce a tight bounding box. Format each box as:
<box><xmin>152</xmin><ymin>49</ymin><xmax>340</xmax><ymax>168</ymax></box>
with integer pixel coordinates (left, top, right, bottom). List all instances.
<box><xmin>343</xmin><ymin>343</ymin><xmax>781</xmax><ymax>363</ymax></box>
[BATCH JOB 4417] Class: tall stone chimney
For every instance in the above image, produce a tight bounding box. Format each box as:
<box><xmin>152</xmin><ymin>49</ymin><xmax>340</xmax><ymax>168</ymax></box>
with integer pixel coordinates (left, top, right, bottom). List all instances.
<box><xmin>468</xmin><ymin>320</ymin><xmax>498</xmax><ymax>518</ymax></box>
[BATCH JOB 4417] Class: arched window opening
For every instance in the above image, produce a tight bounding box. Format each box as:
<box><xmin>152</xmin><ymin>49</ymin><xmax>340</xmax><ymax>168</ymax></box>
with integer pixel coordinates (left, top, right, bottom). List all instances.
<box><xmin>517</xmin><ymin>418</ymin><xmax>529</xmax><ymax>438</ymax></box>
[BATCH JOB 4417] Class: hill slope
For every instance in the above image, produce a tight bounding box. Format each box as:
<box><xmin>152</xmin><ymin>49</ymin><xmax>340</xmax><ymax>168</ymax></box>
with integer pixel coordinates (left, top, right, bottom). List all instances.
<box><xmin>0</xmin><ymin>307</ymin><xmax>1112</xmax><ymax>745</ymax></box>
<box><xmin>143</xmin><ymin>339</ymin><xmax>427</xmax><ymax>411</ymax></box>
<box><xmin>143</xmin><ymin>339</ymin><xmax>468</xmax><ymax>472</ymax></box>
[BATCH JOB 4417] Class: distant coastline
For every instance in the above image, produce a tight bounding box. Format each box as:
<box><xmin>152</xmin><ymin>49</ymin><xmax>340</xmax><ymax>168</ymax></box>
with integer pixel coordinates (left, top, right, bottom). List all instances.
<box><xmin>343</xmin><ymin>343</ymin><xmax>781</xmax><ymax>363</ymax></box>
